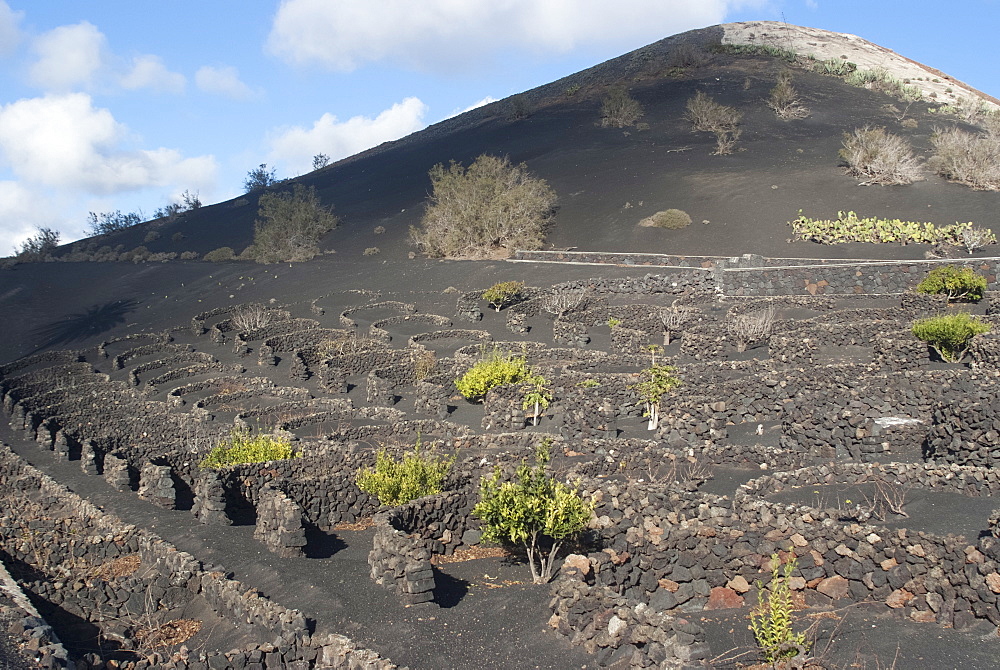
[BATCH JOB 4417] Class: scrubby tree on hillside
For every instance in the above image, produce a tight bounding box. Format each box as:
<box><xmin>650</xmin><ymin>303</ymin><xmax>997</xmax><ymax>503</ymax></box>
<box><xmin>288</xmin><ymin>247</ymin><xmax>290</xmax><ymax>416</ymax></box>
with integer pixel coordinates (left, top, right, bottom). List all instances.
<box><xmin>247</xmin><ymin>184</ymin><xmax>337</xmax><ymax>264</ymax></box>
<box><xmin>410</xmin><ymin>154</ymin><xmax>556</xmax><ymax>259</ymax></box>
<box><xmin>15</xmin><ymin>227</ymin><xmax>60</xmax><ymax>261</ymax></box>
<box><xmin>243</xmin><ymin>163</ymin><xmax>278</xmax><ymax>193</ymax></box>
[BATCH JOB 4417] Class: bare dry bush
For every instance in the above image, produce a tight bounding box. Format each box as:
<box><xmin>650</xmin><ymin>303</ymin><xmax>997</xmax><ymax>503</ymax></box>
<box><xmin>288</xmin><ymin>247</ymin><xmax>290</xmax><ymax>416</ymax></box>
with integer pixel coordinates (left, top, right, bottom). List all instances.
<box><xmin>962</xmin><ymin>226</ymin><xmax>996</xmax><ymax>254</ymax></box>
<box><xmin>928</xmin><ymin>126</ymin><xmax>1000</xmax><ymax>190</ymax></box>
<box><xmin>542</xmin><ymin>288</ymin><xmax>587</xmax><ymax>320</ymax></box>
<box><xmin>767</xmin><ymin>71</ymin><xmax>809</xmax><ymax>120</ymax></box>
<box><xmin>728</xmin><ymin>305</ymin><xmax>775</xmax><ymax>352</ymax></box>
<box><xmin>685</xmin><ymin>91</ymin><xmax>742</xmax><ymax>154</ymax></box>
<box><xmin>659</xmin><ymin>303</ymin><xmax>695</xmax><ymax>345</ymax></box>
<box><xmin>600</xmin><ymin>86</ymin><xmax>645</xmax><ymax>128</ymax></box>
<box><xmin>411</xmin><ymin>154</ymin><xmax>556</xmax><ymax>259</ymax></box>
<box><xmin>839</xmin><ymin>126</ymin><xmax>922</xmax><ymax>185</ymax></box>
<box><xmin>230</xmin><ymin>304</ymin><xmax>273</xmax><ymax>332</ymax></box>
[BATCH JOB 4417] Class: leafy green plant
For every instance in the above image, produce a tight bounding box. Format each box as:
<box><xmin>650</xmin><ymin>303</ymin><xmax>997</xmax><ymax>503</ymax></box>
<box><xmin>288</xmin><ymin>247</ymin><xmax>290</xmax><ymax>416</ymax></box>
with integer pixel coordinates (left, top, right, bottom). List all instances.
<box><xmin>916</xmin><ymin>266</ymin><xmax>987</xmax><ymax>302</ymax></box>
<box><xmin>199</xmin><ymin>425</ymin><xmax>295</xmax><ymax>469</ymax></box>
<box><xmin>247</xmin><ymin>184</ymin><xmax>338</xmax><ymax>264</ymax></box>
<box><xmin>711</xmin><ymin>43</ymin><xmax>797</xmax><ymax>62</ymax></box>
<box><xmin>846</xmin><ymin>67</ymin><xmax>921</xmax><ymax>101</ymax></box>
<box><xmin>789</xmin><ymin>211</ymin><xmax>978</xmax><ymax>246</ymax></box>
<box><xmin>814</xmin><ymin>57</ymin><xmax>857</xmax><ymax>76</ymax></box>
<box><xmin>638</xmin><ymin>209</ymin><xmax>692</xmax><ymax>229</ymax></box>
<box><xmin>355</xmin><ymin>440</ymin><xmax>454</xmax><ymax>506</ymax></box>
<box><xmin>243</xmin><ymin>163</ymin><xmax>278</xmax><ymax>193</ymax></box>
<box><xmin>473</xmin><ymin>440</ymin><xmax>593</xmax><ymax>583</ymax></box>
<box><xmin>521</xmin><ymin>376</ymin><xmax>552</xmax><ymax>426</ymax></box>
<box><xmin>410</xmin><ymin>154</ymin><xmax>557</xmax><ymax>259</ymax></box>
<box><xmin>749</xmin><ymin>553</ymin><xmax>809</xmax><ymax>664</ymax></box>
<box><xmin>455</xmin><ymin>347</ymin><xmax>533</xmax><ymax>402</ymax></box>
<box><xmin>86</xmin><ymin>210</ymin><xmax>143</xmax><ymax>236</ymax></box>
<box><xmin>912</xmin><ymin>312</ymin><xmax>991</xmax><ymax>362</ymax></box>
<box><xmin>630</xmin><ymin>364</ymin><xmax>681</xmax><ymax>430</ymax></box>
<box><xmin>606</xmin><ymin>317</ymin><xmax>621</xmax><ymax>329</ymax></box>
<box><xmin>576</xmin><ymin>378</ymin><xmax>601</xmax><ymax>388</ymax></box>
<box><xmin>482</xmin><ymin>280</ymin><xmax>525</xmax><ymax>311</ymax></box>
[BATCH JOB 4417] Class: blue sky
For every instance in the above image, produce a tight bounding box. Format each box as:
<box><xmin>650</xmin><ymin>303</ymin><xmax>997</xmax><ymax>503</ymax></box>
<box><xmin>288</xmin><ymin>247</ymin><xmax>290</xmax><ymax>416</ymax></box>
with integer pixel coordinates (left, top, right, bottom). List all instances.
<box><xmin>0</xmin><ymin>0</ymin><xmax>997</xmax><ymax>253</ymax></box>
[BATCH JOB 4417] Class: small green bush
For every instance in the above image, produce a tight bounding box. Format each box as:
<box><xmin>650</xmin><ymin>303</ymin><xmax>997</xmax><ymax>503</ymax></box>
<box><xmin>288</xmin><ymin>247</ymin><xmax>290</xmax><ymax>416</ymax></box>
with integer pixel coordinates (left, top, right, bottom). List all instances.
<box><xmin>473</xmin><ymin>440</ymin><xmax>593</xmax><ymax>583</ymax></box>
<box><xmin>199</xmin><ymin>425</ymin><xmax>295</xmax><ymax>469</ymax></box>
<box><xmin>711</xmin><ymin>43</ymin><xmax>797</xmax><ymax>63</ymax></box>
<box><xmin>356</xmin><ymin>443</ymin><xmax>454</xmax><ymax>506</ymax></box>
<box><xmin>203</xmin><ymin>246</ymin><xmax>236</xmax><ymax>262</ymax></box>
<box><xmin>481</xmin><ymin>280</ymin><xmax>524</xmax><ymax>311</ymax></box>
<box><xmin>916</xmin><ymin>266</ymin><xmax>987</xmax><ymax>302</ymax></box>
<box><xmin>912</xmin><ymin>312</ymin><xmax>991</xmax><ymax>362</ymax></box>
<box><xmin>639</xmin><ymin>209</ymin><xmax>692</xmax><ymax>229</ymax></box>
<box><xmin>814</xmin><ymin>58</ymin><xmax>857</xmax><ymax>76</ymax></box>
<box><xmin>455</xmin><ymin>347</ymin><xmax>533</xmax><ymax>402</ymax></box>
<box><xmin>749</xmin><ymin>554</ymin><xmax>809</xmax><ymax>664</ymax></box>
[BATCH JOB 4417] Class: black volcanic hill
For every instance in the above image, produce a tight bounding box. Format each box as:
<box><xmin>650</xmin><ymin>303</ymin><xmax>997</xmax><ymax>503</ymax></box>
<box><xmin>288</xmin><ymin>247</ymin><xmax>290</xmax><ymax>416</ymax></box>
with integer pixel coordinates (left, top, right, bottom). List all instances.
<box><xmin>2</xmin><ymin>20</ymin><xmax>999</xmax><ymax>357</ymax></box>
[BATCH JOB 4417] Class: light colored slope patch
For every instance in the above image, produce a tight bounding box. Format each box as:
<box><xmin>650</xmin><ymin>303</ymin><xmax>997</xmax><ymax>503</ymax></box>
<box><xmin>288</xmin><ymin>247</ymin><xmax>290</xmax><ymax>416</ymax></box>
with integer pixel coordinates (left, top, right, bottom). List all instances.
<box><xmin>721</xmin><ymin>21</ymin><xmax>997</xmax><ymax>112</ymax></box>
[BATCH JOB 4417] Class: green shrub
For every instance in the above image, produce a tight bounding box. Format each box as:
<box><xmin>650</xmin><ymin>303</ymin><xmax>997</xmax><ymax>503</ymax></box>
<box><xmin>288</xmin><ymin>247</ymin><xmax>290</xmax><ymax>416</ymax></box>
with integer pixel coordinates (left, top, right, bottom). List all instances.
<box><xmin>355</xmin><ymin>442</ymin><xmax>454</xmax><ymax>506</ymax></box>
<box><xmin>243</xmin><ymin>163</ymin><xmax>277</xmax><ymax>193</ymax></box>
<box><xmin>203</xmin><ymin>246</ymin><xmax>236</xmax><ymax>262</ymax></box>
<box><xmin>629</xmin><ymin>364</ymin><xmax>681</xmax><ymax>430</ymax></box>
<box><xmin>455</xmin><ymin>347</ymin><xmax>533</xmax><ymax>402</ymax></box>
<box><xmin>521</xmin><ymin>376</ymin><xmax>552</xmax><ymax>426</ymax></box>
<box><xmin>749</xmin><ymin>554</ymin><xmax>809</xmax><ymax>664</ymax></box>
<box><xmin>846</xmin><ymin>67</ymin><xmax>921</xmax><ymax>101</ymax></box>
<box><xmin>199</xmin><ymin>425</ymin><xmax>295</xmax><ymax>469</ymax></box>
<box><xmin>473</xmin><ymin>440</ymin><xmax>593</xmax><ymax>583</ymax></box>
<box><xmin>481</xmin><ymin>280</ymin><xmax>524</xmax><ymax>311</ymax></box>
<box><xmin>86</xmin><ymin>210</ymin><xmax>143</xmax><ymax>236</ymax></box>
<box><xmin>790</xmin><ymin>211</ymin><xmax>977</xmax><ymax>246</ymax></box>
<box><xmin>600</xmin><ymin>86</ymin><xmax>644</xmax><ymax>128</ymax></box>
<box><xmin>912</xmin><ymin>312</ymin><xmax>991</xmax><ymax>362</ymax></box>
<box><xmin>839</xmin><ymin>126</ymin><xmax>922</xmax><ymax>185</ymax></box>
<box><xmin>247</xmin><ymin>184</ymin><xmax>338</xmax><ymax>264</ymax></box>
<box><xmin>916</xmin><ymin>266</ymin><xmax>987</xmax><ymax>302</ymax></box>
<box><xmin>711</xmin><ymin>43</ymin><xmax>797</xmax><ymax>63</ymax></box>
<box><xmin>410</xmin><ymin>154</ymin><xmax>556</xmax><ymax>259</ymax></box>
<box><xmin>814</xmin><ymin>58</ymin><xmax>857</xmax><ymax>76</ymax></box>
<box><xmin>638</xmin><ymin>209</ymin><xmax>692</xmax><ymax>229</ymax></box>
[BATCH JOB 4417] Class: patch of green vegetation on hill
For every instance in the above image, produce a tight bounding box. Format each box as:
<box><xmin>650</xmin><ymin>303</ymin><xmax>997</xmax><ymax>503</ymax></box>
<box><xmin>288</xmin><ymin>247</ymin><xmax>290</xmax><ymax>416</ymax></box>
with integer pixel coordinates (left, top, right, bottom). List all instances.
<box><xmin>789</xmin><ymin>211</ymin><xmax>984</xmax><ymax>246</ymax></box>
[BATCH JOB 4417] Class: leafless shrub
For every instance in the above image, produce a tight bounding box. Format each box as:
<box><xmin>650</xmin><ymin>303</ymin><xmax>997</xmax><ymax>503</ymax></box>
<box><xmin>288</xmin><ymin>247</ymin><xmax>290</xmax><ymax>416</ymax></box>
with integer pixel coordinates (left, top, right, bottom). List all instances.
<box><xmin>768</xmin><ymin>71</ymin><xmax>809</xmax><ymax>120</ymax></box>
<box><xmin>601</xmin><ymin>86</ymin><xmax>644</xmax><ymax>128</ymax></box>
<box><xmin>686</xmin><ymin>91</ymin><xmax>743</xmax><ymax>155</ymax></box>
<box><xmin>412</xmin><ymin>347</ymin><xmax>437</xmax><ymax>380</ymax></box>
<box><xmin>961</xmin><ymin>226</ymin><xmax>997</xmax><ymax>254</ymax></box>
<box><xmin>542</xmin><ymin>288</ymin><xmax>587</xmax><ymax>320</ymax></box>
<box><xmin>230</xmin><ymin>304</ymin><xmax>273</xmax><ymax>332</ymax></box>
<box><xmin>728</xmin><ymin>305</ymin><xmax>775</xmax><ymax>352</ymax></box>
<box><xmin>666</xmin><ymin>43</ymin><xmax>708</xmax><ymax>69</ymax></box>
<box><xmin>659</xmin><ymin>303</ymin><xmax>695</xmax><ymax>345</ymax></box>
<box><xmin>857</xmin><ymin>476</ymin><xmax>910</xmax><ymax>522</ymax></box>
<box><xmin>928</xmin><ymin>126</ymin><xmax>1000</xmax><ymax>190</ymax></box>
<box><xmin>839</xmin><ymin>126</ymin><xmax>923</xmax><ymax>185</ymax></box>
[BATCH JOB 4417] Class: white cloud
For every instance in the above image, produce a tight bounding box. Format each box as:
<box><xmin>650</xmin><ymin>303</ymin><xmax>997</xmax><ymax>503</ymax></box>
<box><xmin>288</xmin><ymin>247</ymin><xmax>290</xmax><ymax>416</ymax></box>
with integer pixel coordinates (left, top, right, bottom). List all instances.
<box><xmin>267</xmin><ymin>97</ymin><xmax>428</xmax><ymax>175</ymax></box>
<box><xmin>448</xmin><ymin>96</ymin><xmax>499</xmax><ymax>119</ymax></box>
<box><xmin>121</xmin><ymin>55</ymin><xmax>186</xmax><ymax>94</ymax></box>
<box><xmin>195</xmin><ymin>65</ymin><xmax>257</xmax><ymax>100</ymax></box>
<box><xmin>0</xmin><ymin>1</ymin><xmax>24</xmax><ymax>57</ymax></box>
<box><xmin>28</xmin><ymin>21</ymin><xmax>107</xmax><ymax>91</ymax></box>
<box><xmin>267</xmin><ymin>0</ymin><xmax>765</xmax><ymax>71</ymax></box>
<box><xmin>0</xmin><ymin>181</ymin><xmax>58</xmax><ymax>255</ymax></box>
<box><xmin>0</xmin><ymin>93</ymin><xmax>217</xmax><ymax>194</ymax></box>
